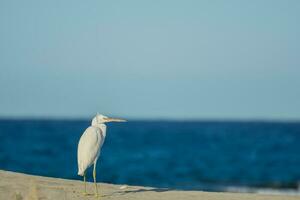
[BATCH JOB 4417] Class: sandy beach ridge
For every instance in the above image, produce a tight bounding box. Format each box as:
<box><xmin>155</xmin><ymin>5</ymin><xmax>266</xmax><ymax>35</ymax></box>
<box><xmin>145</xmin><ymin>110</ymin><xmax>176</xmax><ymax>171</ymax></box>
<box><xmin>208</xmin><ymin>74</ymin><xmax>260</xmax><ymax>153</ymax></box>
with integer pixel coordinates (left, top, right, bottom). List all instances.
<box><xmin>0</xmin><ymin>170</ymin><xmax>299</xmax><ymax>200</ymax></box>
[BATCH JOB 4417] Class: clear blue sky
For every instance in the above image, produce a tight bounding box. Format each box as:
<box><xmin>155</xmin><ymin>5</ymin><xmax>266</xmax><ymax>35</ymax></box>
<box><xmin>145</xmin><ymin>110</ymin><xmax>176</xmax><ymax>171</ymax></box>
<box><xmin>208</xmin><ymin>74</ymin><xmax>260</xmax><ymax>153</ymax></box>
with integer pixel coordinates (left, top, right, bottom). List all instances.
<box><xmin>0</xmin><ymin>1</ymin><xmax>299</xmax><ymax>120</ymax></box>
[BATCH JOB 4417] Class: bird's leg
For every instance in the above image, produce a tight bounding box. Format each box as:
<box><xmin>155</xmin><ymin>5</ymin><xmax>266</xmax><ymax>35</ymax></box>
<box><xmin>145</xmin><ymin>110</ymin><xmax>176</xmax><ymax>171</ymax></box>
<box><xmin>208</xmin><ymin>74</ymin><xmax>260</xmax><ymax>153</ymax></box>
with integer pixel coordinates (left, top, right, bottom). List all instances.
<box><xmin>82</xmin><ymin>172</ymin><xmax>88</xmax><ymax>195</ymax></box>
<box><xmin>93</xmin><ymin>162</ymin><xmax>99</xmax><ymax>197</ymax></box>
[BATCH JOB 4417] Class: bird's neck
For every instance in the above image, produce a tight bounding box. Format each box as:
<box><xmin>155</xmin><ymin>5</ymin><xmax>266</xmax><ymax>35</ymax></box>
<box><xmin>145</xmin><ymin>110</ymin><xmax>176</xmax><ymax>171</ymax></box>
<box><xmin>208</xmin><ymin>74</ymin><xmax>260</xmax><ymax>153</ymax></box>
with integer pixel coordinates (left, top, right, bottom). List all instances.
<box><xmin>92</xmin><ymin>123</ymin><xmax>106</xmax><ymax>129</ymax></box>
<box><xmin>92</xmin><ymin>123</ymin><xmax>107</xmax><ymax>137</ymax></box>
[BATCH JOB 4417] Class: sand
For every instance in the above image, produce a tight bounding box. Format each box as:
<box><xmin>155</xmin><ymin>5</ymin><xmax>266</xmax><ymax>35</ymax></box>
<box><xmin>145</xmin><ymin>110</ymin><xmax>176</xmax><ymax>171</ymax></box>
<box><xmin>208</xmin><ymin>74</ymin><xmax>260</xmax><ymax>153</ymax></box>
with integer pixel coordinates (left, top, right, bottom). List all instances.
<box><xmin>0</xmin><ymin>170</ymin><xmax>299</xmax><ymax>200</ymax></box>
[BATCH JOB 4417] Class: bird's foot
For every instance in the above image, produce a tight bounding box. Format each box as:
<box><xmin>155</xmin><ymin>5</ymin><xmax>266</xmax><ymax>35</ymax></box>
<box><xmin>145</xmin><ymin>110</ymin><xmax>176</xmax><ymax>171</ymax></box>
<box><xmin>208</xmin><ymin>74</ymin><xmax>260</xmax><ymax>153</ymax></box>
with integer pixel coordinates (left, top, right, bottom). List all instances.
<box><xmin>82</xmin><ymin>192</ymin><xmax>89</xmax><ymax>196</ymax></box>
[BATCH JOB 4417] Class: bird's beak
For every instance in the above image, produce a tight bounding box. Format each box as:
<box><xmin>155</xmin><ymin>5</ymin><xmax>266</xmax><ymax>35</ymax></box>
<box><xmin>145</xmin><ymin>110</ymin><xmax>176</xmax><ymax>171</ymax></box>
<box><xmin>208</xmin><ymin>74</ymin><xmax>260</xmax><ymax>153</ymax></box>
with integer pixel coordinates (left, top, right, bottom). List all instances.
<box><xmin>105</xmin><ymin>117</ymin><xmax>127</xmax><ymax>122</ymax></box>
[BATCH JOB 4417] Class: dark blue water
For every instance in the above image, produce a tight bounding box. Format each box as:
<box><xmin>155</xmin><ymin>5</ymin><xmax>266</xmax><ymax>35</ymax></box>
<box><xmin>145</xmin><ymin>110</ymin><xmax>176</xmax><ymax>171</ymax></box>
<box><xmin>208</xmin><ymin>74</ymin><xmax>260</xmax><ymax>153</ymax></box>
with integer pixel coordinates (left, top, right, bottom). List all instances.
<box><xmin>0</xmin><ymin>119</ymin><xmax>300</xmax><ymax>191</ymax></box>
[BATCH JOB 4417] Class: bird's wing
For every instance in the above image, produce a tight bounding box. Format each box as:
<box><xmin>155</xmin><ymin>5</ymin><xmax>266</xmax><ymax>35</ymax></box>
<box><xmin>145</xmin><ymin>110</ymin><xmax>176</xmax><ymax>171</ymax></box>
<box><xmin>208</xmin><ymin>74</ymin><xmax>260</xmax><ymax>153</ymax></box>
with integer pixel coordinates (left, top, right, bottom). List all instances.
<box><xmin>77</xmin><ymin>126</ymin><xmax>104</xmax><ymax>175</ymax></box>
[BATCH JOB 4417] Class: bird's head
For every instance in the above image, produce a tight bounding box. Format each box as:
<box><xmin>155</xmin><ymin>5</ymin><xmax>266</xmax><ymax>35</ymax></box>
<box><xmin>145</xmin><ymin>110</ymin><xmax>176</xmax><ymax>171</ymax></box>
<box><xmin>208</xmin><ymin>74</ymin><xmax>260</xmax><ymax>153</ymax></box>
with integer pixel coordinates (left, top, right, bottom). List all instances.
<box><xmin>91</xmin><ymin>113</ymin><xmax>126</xmax><ymax>125</ymax></box>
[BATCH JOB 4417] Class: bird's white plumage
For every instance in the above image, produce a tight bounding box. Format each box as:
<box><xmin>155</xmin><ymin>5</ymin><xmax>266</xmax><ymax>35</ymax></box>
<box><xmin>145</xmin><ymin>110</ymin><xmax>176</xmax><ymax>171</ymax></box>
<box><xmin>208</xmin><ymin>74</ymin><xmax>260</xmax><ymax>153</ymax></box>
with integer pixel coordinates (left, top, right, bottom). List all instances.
<box><xmin>77</xmin><ymin>113</ymin><xmax>125</xmax><ymax>196</ymax></box>
<box><xmin>77</xmin><ymin>124</ymin><xmax>106</xmax><ymax>176</ymax></box>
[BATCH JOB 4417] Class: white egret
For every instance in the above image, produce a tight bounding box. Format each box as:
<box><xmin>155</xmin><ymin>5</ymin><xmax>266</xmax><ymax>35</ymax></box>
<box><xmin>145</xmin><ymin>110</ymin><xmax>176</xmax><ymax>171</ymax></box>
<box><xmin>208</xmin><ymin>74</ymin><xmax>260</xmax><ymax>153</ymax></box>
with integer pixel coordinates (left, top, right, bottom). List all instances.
<box><xmin>77</xmin><ymin>113</ymin><xmax>126</xmax><ymax>197</ymax></box>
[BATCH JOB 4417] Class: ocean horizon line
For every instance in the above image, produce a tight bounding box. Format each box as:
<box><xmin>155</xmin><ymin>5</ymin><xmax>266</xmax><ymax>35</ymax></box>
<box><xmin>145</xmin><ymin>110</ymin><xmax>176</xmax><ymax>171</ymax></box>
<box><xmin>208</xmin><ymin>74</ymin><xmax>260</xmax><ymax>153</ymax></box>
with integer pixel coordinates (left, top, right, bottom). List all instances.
<box><xmin>0</xmin><ymin>116</ymin><xmax>299</xmax><ymax>123</ymax></box>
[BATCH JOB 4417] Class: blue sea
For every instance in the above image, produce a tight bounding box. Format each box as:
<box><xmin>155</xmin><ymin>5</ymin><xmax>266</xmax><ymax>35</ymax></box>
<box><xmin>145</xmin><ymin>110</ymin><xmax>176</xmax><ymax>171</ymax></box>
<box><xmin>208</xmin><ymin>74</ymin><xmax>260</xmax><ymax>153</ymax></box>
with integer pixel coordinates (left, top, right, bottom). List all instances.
<box><xmin>0</xmin><ymin>119</ymin><xmax>300</xmax><ymax>194</ymax></box>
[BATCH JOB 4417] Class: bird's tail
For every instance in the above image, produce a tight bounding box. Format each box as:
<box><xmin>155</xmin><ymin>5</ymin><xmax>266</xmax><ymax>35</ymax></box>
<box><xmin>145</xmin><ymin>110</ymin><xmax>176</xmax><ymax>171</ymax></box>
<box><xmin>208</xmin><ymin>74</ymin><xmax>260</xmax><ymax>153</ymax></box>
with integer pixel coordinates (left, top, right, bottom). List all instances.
<box><xmin>78</xmin><ymin>168</ymin><xmax>84</xmax><ymax>176</ymax></box>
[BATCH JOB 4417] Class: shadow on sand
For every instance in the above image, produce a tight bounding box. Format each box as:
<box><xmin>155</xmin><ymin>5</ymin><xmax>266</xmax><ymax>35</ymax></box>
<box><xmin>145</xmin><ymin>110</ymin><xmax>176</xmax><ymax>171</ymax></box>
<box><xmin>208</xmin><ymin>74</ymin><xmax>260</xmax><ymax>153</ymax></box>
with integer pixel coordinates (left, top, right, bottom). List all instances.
<box><xmin>103</xmin><ymin>187</ymin><xmax>173</xmax><ymax>197</ymax></box>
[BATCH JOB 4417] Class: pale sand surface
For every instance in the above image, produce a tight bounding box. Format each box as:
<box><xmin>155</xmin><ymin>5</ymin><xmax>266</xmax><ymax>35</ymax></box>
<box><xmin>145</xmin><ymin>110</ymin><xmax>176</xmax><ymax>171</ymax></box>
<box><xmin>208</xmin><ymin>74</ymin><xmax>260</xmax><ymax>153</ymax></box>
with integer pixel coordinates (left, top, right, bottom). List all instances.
<box><xmin>0</xmin><ymin>170</ymin><xmax>299</xmax><ymax>200</ymax></box>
